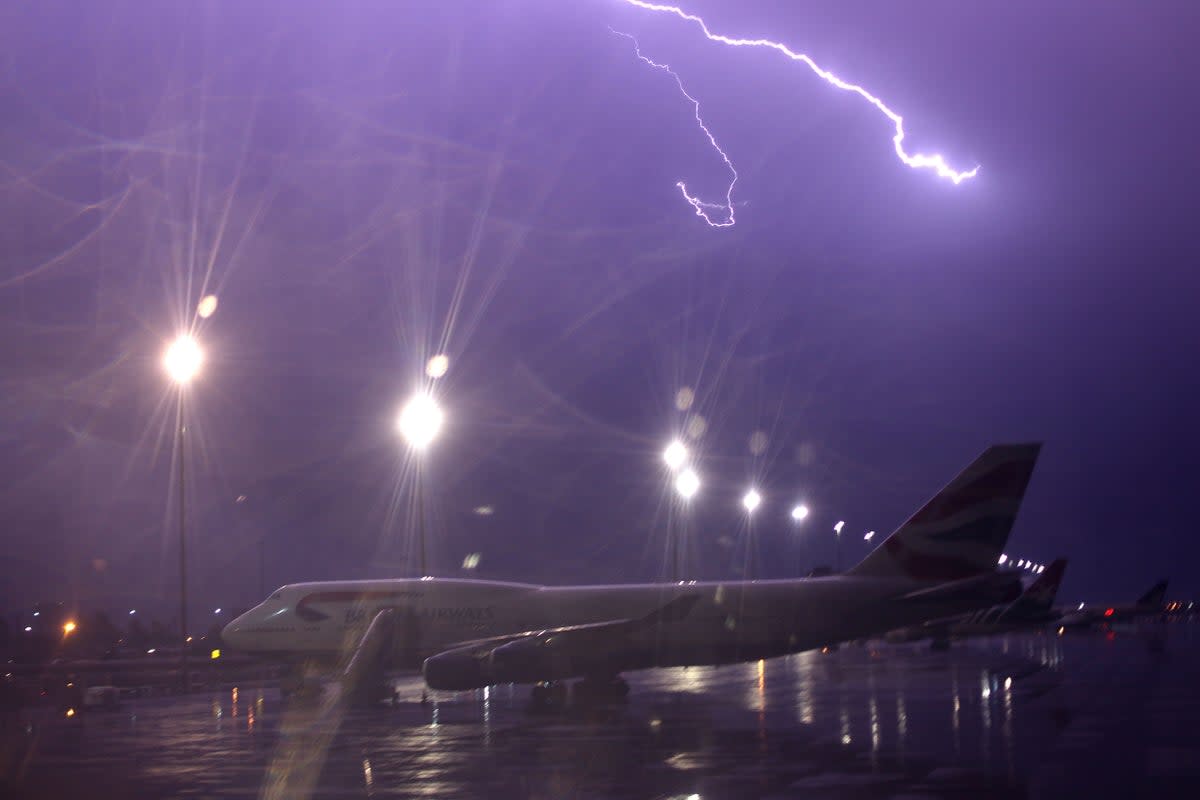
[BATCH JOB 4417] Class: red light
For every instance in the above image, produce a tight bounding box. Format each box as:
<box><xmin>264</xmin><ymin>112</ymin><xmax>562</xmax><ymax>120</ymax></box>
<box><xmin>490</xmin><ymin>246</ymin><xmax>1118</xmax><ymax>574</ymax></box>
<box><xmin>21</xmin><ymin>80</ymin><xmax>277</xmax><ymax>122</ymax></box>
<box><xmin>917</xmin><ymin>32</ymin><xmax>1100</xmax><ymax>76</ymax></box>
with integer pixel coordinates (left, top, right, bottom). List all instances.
<box><xmin>1104</xmin><ymin>608</ymin><xmax>1114</xmax><ymax>617</ymax></box>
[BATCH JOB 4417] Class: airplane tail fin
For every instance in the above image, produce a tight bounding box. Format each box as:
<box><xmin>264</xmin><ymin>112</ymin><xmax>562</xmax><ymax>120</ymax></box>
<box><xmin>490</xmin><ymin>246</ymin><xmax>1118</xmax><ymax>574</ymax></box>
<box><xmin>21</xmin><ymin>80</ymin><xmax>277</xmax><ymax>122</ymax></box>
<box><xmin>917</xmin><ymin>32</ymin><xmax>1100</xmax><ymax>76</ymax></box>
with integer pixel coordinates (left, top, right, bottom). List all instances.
<box><xmin>1010</xmin><ymin>557</ymin><xmax>1068</xmax><ymax>615</ymax></box>
<box><xmin>1137</xmin><ymin>579</ymin><xmax>1168</xmax><ymax>609</ymax></box>
<box><xmin>848</xmin><ymin>443</ymin><xmax>1042</xmax><ymax>583</ymax></box>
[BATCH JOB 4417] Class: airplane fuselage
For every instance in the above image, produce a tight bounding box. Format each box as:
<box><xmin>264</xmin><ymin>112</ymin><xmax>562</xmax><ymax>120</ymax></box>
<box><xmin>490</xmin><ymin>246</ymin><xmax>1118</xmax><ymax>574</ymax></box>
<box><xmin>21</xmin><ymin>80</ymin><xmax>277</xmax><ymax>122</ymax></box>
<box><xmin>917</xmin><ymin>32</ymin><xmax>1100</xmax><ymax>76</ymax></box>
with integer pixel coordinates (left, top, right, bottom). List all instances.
<box><xmin>223</xmin><ymin>574</ymin><xmax>995</xmax><ymax>674</ymax></box>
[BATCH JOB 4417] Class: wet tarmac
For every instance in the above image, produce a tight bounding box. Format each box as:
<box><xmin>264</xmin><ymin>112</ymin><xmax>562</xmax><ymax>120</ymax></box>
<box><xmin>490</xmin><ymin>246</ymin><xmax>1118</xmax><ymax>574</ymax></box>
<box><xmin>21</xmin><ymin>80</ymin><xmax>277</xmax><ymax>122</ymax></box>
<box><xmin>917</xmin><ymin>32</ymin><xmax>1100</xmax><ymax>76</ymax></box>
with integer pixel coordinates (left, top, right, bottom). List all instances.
<box><xmin>8</xmin><ymin>624</ymin><xmax>1199</xmax><ymax>799</ymax></box>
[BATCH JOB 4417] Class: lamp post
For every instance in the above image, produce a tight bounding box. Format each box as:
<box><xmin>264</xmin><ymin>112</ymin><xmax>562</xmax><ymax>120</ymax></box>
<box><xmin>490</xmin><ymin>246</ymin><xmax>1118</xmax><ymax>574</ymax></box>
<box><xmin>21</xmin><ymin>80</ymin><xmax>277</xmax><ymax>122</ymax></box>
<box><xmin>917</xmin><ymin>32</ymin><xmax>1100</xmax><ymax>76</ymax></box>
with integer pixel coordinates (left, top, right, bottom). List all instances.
<box><xmin>397</xmin><ymin>392</ymin><xmax>443</xmax><ymax>577</ymax></box>
<box><xmin>790</xmin><ymin>503</ymin><xmax>809</xmax><ymax>576</ymax></box>
<box><xmin>742</xmin><ymin>488</ymin><xmax>762</xmax><ymax>578</ymax></box>
<box><xmin>833</xmin><ymin>520</ymin><xmax>845</xmax><ymax>573</ymax></box>
<box><xmin>664</xmin><ymin>441</ymin><xmax>692</xmax><ymax>581</ymax></box>
<box><xmin>163</xmin><ymin>334</ymin><xmax>202</xmax><ymax>692</ymax></box>
<box><xmin>672</xmin><ymin>467</ymin><xmax>700</xmax><ymax>581</ymax></box>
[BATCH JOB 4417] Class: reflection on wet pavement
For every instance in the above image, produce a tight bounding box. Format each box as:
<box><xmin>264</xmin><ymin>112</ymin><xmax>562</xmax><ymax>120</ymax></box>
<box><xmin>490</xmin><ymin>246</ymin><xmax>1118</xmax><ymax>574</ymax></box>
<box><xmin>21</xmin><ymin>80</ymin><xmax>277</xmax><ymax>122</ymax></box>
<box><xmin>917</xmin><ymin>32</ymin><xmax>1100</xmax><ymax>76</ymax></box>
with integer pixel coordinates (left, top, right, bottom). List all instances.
<box><xmin>11</xmin><ymin>626</ymin><xmax>1200</xmax><ymax>798</ymax></box>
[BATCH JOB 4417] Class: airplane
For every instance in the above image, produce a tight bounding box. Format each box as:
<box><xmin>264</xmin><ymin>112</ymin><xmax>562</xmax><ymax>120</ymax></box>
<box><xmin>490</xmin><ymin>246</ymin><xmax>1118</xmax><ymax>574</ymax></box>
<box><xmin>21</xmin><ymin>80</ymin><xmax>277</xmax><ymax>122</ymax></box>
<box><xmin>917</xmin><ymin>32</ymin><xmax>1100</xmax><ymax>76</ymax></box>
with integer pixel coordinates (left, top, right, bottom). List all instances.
<box><xmin>1057</xmin><ymin>578</ymin><xmax>1169</xmax><ymax>629</ymax></box>
<box><xmin>222</xmin><ymin>443</ymin><xmax>1041</xmax><ymax>702</ymax></box>
<box><xmin>885</xmin><ymin>557</ymin><xmax>1068</xmax><ymax>646</ymax></box>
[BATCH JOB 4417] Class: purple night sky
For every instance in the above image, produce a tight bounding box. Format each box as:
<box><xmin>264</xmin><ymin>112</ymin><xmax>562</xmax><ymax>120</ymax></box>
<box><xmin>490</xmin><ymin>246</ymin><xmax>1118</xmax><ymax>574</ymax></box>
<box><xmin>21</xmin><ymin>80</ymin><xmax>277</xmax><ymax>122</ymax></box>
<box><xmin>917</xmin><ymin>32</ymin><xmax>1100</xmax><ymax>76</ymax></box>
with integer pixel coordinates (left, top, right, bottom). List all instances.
<box><xmin>1</xmin><ymin>0</ymin><xmax>1197</xmax><ymax>620</ymax></box>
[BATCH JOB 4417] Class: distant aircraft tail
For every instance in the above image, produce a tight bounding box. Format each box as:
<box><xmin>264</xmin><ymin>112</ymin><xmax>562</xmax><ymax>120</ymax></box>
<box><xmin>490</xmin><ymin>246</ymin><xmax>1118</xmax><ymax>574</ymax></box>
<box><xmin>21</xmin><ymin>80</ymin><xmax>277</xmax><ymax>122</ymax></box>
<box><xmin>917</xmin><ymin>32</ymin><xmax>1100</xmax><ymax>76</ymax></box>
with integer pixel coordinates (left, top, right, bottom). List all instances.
<box><xmin>1136</xmin><ymin>579</ymin><xmax>1168</xmax><ymax>609</ymax></box>
<box><xmin>848</xmin><ymin>443</ymin><xmax>1042</xmax><ymax>583</ymax></box>
<box><xmin>1008</xmin><ymin>557</ymin><xmax>1068</xmax><ymax>616</ymax></box>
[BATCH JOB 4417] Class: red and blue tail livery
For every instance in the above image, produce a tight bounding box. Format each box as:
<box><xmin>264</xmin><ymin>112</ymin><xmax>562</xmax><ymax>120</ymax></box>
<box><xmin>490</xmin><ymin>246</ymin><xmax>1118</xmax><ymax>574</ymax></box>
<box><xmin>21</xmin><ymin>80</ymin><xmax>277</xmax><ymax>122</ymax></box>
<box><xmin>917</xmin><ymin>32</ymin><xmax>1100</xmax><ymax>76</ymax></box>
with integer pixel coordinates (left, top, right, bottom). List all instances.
<box><xmin>850</xmin><ymin>444</ymin><xmax>1042</xmax><ymax>583</ymax></box>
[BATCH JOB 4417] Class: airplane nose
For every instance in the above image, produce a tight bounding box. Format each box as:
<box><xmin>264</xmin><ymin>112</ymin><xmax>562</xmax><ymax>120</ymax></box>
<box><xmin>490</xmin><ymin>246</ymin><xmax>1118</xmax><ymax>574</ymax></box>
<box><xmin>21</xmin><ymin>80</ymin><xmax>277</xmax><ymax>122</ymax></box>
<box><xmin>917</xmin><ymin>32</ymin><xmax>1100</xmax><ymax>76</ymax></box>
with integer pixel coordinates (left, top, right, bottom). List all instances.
<box><xmin>221</xmin><ymin>616</ymin><xmax>249</xmax><ymax>650</ymax></box>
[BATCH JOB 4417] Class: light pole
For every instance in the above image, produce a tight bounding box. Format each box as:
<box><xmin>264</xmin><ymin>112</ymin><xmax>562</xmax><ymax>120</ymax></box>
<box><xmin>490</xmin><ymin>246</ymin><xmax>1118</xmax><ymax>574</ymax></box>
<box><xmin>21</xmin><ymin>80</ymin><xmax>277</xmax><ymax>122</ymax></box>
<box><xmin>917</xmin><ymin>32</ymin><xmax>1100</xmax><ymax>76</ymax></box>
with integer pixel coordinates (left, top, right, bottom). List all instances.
<box><xmin>672</xmin><ymin>467</ymin><xmax>700</xmax><ymax>581</ymax></box>
<box><xmin>742</xmin><ymin>488</ymin><xmax>762</xmax><ymax>579</ymax></box>
<box><xmin>790</xmin><ymin>504</ymin><xmax>809</xmax><ymax>576</ymax></box>
<box><xmin>663</xmin><ymin>440</ymin><xmax>691</xmax><ymax>581</ymax></box>
<box><xmin>397</xmin><ymin>392</ymin><xmax>443</xmax><ymax>577</ymax></box>
<box><xmin>163</xmin><ymin>334</ymin><xmax>203</xmax><ymax>692</ymax></box>
<box><xmin>833</xmin><ymin>520</ymin><xmax>845</xmax><ymax>573</ymax></box>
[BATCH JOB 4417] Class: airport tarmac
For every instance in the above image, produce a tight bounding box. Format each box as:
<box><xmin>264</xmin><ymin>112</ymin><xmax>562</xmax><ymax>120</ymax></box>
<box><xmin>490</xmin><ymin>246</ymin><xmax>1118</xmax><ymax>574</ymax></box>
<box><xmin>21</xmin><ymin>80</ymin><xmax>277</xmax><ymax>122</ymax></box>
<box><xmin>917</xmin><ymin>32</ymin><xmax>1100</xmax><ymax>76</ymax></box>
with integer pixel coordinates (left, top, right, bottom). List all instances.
<box><xmin>8</xmin><ymin>624</ymin><xmax>1199</xmax><ymax>799</ymax></box>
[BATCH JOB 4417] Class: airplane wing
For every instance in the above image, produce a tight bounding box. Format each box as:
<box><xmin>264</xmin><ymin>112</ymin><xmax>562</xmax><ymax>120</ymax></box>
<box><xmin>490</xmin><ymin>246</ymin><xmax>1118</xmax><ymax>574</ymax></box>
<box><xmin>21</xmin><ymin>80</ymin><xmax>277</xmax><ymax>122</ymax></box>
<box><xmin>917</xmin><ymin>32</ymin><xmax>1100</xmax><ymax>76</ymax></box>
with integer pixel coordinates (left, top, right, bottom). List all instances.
<box><xmin>422</xmin><ymin>594</ymin><xmax>700</xmax><ymax>690</ymax></box>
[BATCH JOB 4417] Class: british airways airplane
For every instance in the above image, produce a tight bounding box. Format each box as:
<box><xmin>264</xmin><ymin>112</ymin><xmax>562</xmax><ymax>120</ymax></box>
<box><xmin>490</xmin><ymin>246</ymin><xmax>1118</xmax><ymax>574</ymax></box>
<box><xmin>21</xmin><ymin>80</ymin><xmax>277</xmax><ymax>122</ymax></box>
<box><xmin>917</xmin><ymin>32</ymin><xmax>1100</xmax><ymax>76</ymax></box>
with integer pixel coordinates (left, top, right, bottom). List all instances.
<box><xmin>222</xmin><ymin>443</ymin><xmax>1041</xmax><ymax>698</ymax></box>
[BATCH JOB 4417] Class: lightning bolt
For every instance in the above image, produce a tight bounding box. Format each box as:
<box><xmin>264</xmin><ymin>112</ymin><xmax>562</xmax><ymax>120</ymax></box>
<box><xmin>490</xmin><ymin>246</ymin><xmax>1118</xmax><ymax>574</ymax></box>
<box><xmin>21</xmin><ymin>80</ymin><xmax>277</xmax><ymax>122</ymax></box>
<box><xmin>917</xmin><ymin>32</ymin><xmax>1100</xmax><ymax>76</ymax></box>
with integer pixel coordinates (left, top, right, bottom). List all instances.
<box><xmin>613</xmin><ymin>29</ymin><xmax>737</xmax><ymax>227</ymax></box>
<box><xmin>617</xmin><ymin>0</ymin><xmax>979</xmax><ymax>222</ymax></box>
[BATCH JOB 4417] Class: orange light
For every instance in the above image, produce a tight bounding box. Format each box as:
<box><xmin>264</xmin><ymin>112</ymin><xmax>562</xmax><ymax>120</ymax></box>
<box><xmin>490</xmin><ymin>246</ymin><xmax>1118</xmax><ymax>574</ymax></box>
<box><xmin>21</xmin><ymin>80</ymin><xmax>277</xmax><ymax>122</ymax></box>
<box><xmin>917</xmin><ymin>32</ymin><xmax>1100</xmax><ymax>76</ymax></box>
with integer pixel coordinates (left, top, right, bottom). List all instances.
<box><xmin>1104</xmin><ymin>608</ymin><xmax>1114</xmax><ymax>617</ymax></box>
<box><xmin>66</xmin><ymin>708</ymin><xmax>75</xmax><ymax>717</ymax></box>
<box><xmin>62</xmin><ymin>621</ymin><xmax>77</xmax><ymax>635</ymax></box>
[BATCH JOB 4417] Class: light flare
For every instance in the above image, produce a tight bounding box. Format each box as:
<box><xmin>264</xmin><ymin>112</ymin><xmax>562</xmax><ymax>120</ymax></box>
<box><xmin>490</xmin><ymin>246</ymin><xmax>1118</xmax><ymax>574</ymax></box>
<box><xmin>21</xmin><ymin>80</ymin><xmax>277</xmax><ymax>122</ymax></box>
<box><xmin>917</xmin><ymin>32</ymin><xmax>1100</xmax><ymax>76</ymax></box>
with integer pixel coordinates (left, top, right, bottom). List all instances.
<box><xmin>196</xmin><ymin>295</ymin><xmax>218</xmax><ymax>319</ymax></box>
<box><xmin>616</xmin><ymin>0</ymin><xmax>979</xmax><ymax>219</ymax></box>
<box><xmin>663</xmin><ymin>439</ymin><xmax>688</xmax><ymax>471</ymax></box>
<box><xmin>426</xmin><ymin>354</ymin><xmax>449</xmax><ymax>379</ymax></box>
<box><xmin>397</xmin><ymin>393</ymin><xmax>444</xmax><ymax>450</ymax></box>
<box><xmin>675</xmin><ymin>467</ymin><xmax>700</xmax><ymax>500</ymax></box>
<box><xmin>163</xmin><ymin>335</ymin><xmax>203</xmax><ymax>385</ymax></box>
